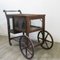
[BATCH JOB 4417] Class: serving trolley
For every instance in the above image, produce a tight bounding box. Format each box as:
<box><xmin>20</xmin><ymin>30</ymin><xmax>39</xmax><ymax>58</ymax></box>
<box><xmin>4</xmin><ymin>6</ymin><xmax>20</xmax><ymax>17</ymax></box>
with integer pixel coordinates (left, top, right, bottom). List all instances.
<box><xmin>4</xmin><ymin>10</ymin><xmax>54</xmax><ymax>59</ymax></box>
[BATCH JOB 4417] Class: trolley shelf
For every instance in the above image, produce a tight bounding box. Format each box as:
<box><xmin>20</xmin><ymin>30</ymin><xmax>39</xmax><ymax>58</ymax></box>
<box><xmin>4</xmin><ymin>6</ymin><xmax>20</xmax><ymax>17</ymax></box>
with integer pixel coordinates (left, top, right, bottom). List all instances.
<box><xmin>10</xmin><ymin>29</ymin><xmax>21</xmax><ymax>34</ymax></box>
<box><xmin>30</xmin><ymin>25</ymin><xmax>42</xmax><ymax>32</ymax></box>
<box><xmin>10</xmin><ymin>25</ymin><xmax>42</xmax><ymax>34</ymax></box>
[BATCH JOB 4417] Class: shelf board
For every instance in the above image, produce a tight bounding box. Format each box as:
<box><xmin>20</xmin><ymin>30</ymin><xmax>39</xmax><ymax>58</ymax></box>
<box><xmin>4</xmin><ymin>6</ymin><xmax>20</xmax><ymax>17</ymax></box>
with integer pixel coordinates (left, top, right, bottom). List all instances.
<box><xmin>10</xmin><ymin>25</ymin><xmax>42</xmax><ymax>34</ymax></box>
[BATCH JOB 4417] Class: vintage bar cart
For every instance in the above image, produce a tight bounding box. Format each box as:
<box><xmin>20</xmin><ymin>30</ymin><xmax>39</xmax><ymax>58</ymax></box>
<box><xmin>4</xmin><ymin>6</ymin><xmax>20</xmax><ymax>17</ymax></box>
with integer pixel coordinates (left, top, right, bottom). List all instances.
<box><xmin>3</xmin><ymin>10</ymin><xmax>54</xmax><ymax>59</ymax></box>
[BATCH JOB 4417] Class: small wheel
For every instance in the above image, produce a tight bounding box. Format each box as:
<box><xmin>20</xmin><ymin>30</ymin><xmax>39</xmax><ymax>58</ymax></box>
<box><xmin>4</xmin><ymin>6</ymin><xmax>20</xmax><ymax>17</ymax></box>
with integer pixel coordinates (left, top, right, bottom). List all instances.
<box><xmin>19</xmin><ymin>35</ymin><xmax>34</xmax><ymax>59</ymax></box>
<box><xmin>37</xmin><ymin>30</ymin><xmax>54</xmax><ymax>49</ymax></box>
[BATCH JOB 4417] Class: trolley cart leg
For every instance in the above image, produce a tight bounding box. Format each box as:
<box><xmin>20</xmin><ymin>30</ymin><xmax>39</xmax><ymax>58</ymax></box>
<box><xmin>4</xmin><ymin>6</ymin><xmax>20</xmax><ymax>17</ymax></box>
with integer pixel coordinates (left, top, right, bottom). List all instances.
<box><xmin>9</xmin><ymin>38</ymin><xmax>12</xmax><ymax>45</ymax></box>
<box><xmin>42</xmin><ymin>15</ymin><xmax>45</xmax><ymax>45</ymax></box>
<box><xmin>37</xmin><ymin>15</ymin><xmax>45</xmax><ymax>45</ymax></box>
<box><xmin>7</xmin><ymin>17</ymin><xmax>12</xmax><ymax>45</ymax></box>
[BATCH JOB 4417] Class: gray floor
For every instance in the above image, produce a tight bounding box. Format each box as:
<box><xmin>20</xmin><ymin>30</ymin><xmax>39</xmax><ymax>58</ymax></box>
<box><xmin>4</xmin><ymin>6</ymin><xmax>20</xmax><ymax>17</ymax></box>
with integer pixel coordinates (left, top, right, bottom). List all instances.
<box><xmin>0</xmin><ymin>36</ymin><xmax>60</xmax><ymax>60</ymax></box>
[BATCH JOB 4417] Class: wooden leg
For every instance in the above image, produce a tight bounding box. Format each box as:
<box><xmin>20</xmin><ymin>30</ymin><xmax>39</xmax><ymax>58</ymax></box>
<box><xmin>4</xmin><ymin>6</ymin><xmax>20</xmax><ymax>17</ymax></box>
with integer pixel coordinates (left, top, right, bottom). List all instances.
<box><xmin>9</xmin><ymin>38</ymin><xmax>12</xmax><ymax>46</ymax></box>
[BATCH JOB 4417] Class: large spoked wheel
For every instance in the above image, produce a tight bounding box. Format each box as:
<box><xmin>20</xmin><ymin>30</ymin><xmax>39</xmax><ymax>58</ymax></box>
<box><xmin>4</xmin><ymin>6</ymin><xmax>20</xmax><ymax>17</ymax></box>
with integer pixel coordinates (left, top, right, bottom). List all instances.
<box><xmin>19</xmin><ymin>35</ymin><xmax>34</xmax><ymax>59</ymax></box>
<box><xmin>37</xmin><ymin>30</ymin><xmax>54</xmax><ymax>49</ymax></box>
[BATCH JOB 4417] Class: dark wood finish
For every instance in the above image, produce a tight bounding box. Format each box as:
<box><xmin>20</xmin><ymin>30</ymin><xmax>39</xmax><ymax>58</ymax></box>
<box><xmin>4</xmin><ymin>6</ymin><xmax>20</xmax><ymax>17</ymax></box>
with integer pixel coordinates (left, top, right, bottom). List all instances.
<box><xmin>7</xmin><ymin>14</ymin><xmax>45</xmax><ymax>43</ymax></box>
<box><xmin>38</xmin><ymin>30</ymin><xmax>54</xmax><ymax>49</ymax></box>
<box><xmin>3</xmin><ymin>10</ymin><xmax>22</xmax><ymax>45</ymax></box>
<box><xmin>4</xmin><ymin>10</ymin><xmax>54</xmax><ymax>59</ymax></box>
<box><xmin>19</xmin><ymin>35</ymin><xmax>34</xmax><ymax>59</ymax></box>
<box><xmin>5</xmin><ymin>13</ymin><xmax>46</xmax><ymax>47</ymax></box>
<box><xmin>6</xmin><ymin>14</ymin><xmax>45</xmax><ymax>33</ymax></box>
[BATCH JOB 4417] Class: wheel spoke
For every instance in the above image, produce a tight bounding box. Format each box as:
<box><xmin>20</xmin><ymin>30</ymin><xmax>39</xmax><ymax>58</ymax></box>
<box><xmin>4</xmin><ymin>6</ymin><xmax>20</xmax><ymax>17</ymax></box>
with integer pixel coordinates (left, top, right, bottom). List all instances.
<box><xmin>21</xmin><ymin>46</ymin><xmax>26</xmax><ymax>50</ymax></box>
<box><xmin>21</xmin><ymin>42</ymin><xmax>26</xmax><ymax>45</ymax></box>
<box><xmin>27</xmin><ymin>48</ymin><xmax>32</xmax><ymax>55</ymax></box>
<box><xmin>45</xmin><ymin>40</ymin><xmax>52</xmax><ymax>43</ymax></box>
<box><xmin>21</xmin><ymin>43</ymin><xmax>27</xmax><ymax>49</ymax></box>
<box><xmin>26</xmin><ymin>48</ymin><xmax>27</xmax><ymax>57</ymax></box>
<box><xmin>45</xmin><ymin>41</ymin><xmax>49</xmax><ymax>48</ymax></box>
<box><xmin>45</xmin><ymin>33</ymin><xmax>48</xmax><ymax>39</ymax></box>
<box><xmin>28</xmin><ymin>42</ymin><xmax>31</xmax><ymax>47</ymax></box>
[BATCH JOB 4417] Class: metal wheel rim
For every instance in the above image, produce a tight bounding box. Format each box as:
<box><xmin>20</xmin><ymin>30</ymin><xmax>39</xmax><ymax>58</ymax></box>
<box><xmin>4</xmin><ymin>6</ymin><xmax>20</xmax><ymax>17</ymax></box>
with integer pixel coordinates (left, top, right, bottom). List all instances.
<box><xmin>19</xmin><ymin>35</ymin><xmax>34</xmax><ymax>59</ymax></box>
<box><xmin>37</xmin><ymin>30</ymin><xmax>54</xmax><ymax>49</ymax></box>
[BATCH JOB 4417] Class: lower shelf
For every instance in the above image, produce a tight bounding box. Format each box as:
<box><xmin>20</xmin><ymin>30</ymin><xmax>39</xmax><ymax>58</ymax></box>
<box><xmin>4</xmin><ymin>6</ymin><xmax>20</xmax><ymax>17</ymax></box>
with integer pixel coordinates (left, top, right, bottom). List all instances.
<box><xmin>10</xmin><ymin>25</ymin><xmax>42</xmax><ymax>34</ymax></box>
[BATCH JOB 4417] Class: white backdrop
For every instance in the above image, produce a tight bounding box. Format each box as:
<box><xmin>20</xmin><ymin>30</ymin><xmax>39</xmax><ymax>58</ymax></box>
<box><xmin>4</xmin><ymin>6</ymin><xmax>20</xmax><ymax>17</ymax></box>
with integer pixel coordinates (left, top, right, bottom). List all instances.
<box><xmin>0</xmin><ymin>0</ymin><xmax>60</xmax><ymax>42</ymax></box>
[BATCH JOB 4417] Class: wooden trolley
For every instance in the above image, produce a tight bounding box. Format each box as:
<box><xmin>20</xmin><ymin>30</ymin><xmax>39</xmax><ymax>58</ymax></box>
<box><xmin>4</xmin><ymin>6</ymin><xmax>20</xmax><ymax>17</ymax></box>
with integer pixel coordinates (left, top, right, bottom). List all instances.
<box><xmin>3</xmin><ymin>10</ymin><xmax>54</xmax><ymax>59</ymax></box>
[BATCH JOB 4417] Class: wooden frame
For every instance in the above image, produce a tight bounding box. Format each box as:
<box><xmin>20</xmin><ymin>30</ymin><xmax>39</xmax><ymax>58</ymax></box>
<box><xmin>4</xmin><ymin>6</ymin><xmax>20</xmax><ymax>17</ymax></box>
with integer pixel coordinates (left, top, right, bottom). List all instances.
<box><xmin>3</xmin><ymin>10</ymin><xmax>54</xmax><ymax>59</ymax></box>
<box><xmin>6</xmin><ymin>14</ymin><xmax>45</xmax><ymax>45</ymax></box>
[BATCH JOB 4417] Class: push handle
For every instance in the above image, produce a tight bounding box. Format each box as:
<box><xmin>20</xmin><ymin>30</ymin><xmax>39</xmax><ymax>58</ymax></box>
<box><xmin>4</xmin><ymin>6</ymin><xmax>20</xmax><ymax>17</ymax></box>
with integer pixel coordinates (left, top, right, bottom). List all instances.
<box><xmin>3</xmin><ymin>10</ymin><xmax>22</xmax><ymax>14</ymax></box>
